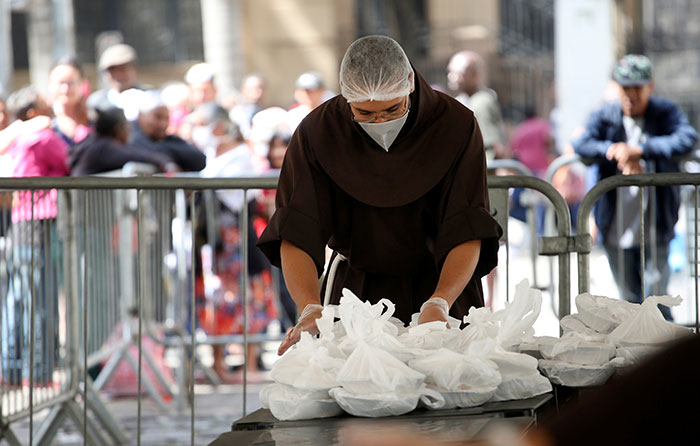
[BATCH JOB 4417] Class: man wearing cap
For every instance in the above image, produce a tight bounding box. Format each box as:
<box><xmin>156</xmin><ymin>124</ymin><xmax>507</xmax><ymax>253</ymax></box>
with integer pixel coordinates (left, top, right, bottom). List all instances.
<box><xmin>573</xmin><ymin>54</ymin><xmax>698</xmax><ymax>320</ymax></box>
<box><xmin>87</xmin><ymin>43</ymin><xmax>147</xmax><ymax>112</ymax></box>
<box><xmin>285</xmin><ymin>71</ymin><xmax>334</xmax><ymax>131</ymax></box>
<box><xmin>257</xmin><ymin>35</ymin><xmax>502</xmax><ymax>355</ymax></box>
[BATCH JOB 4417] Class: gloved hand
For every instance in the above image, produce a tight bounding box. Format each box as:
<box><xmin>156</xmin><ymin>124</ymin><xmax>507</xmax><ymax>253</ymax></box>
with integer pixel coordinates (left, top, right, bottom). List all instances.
<box><xmin>277</xmin><ymin>303</ymin><xmax>324</xmax><ymax>355</ymax></box>
<box><xmin>417</xmin><ymin>297</ymin><xmax>451</xmax><ymax>327</ymax></box>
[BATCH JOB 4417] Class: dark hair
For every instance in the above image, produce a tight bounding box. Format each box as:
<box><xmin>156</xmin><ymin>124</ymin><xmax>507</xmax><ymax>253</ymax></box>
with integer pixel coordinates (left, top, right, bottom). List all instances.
<box><xmin>51</xmin><ymin>56</ymin><xmax>85</xmax><ymax>78</ymax></box>
<box><xmin>95</xmin><ymin>107</ymin><xmax>127</xmax><ymax>138</ymax></box>
<box><xmin>6</xmin><ymin>85</ymin><xmax>39</xmax><ymax>121</ymax></box>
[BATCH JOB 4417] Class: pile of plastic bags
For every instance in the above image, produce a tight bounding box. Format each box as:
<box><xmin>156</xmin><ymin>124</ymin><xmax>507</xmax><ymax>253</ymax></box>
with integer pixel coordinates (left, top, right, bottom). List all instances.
<box><xmin>261</xmin><ymin>279</ymin><xmax>553</xmax><ymax>420</ymax></box>
<box><xmin>531</xmin><ymin>293</ymin><xmax>692</xmax><ymax>387</ymax></box>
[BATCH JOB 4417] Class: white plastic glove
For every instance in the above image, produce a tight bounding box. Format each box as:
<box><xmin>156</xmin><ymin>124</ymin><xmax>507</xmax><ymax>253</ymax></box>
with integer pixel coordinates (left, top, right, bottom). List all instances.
<box><xmin>417</xmin><ymin>297</ymin><xmax>451</xmax><ymax>327</ymax></box>
<box><xmin>278</xmin><ymin>304</ymin><xmax>324</xmax><ymax>355</ymax></box>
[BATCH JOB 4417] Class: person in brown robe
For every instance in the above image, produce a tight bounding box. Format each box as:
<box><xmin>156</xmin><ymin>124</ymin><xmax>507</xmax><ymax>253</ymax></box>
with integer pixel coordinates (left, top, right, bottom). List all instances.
<box><xmin>257</xmin><ymin>35</ymin><xmax>502</xmax><ymax>355</ymax></box>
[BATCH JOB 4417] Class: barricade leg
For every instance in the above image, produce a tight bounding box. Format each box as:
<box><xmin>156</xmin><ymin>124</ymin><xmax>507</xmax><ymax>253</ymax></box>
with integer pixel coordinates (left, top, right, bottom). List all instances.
<box><xmin>81</xmin><ymin>379</ymin><xmax>130</xmax><ymax>445</ymax></box>
<box><xmin>1</xmin><ymin>419</ymin><xmax>22</xmax><ymax>446</ymax></box>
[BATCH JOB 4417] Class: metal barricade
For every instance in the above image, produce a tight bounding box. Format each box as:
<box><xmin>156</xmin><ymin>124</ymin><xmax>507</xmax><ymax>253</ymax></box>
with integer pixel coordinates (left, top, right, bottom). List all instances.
<box><xmin>576</xmin><ymin>172</ymin><xmax>700</xmax><ymax>332</ymax></box>
<box><xmin>0</xmin><ymin>176</ymin><xmax>278</xmax><ymax>445</ymax></box>
<box><xmin>487</xmin><ymin>175</ymin><xmax>573</xmax><ymax>319</ymax></box>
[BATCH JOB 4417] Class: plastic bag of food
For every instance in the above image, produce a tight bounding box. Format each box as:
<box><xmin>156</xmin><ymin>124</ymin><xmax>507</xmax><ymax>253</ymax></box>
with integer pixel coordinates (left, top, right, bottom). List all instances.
<box><xmin>329</xmin><ymin>386</ymin><xmax>443</xmax><ymax>417</ymax></box>
<box><xmin>408</xmin><ymin>348</ymin><xmax>501</xmax><ymax>409</ymax></box>
<box><xmin>398</xmin><ymin>322</ymin><xmax>462</xmax><ymax>350</ymax></box>
<box><xmin>575</xmin><ymin>293</ymin><xmax>639</xmax><ymax>334</ymax></box>
<box><xmin>538</xmin><ymin>359</ymin><xmax>619</xmax><ymax>387</ymax></box>
<box><xmin>497</xmin><ymin>279</ymin><xmax>543</xmax><ymax>347</ymax></box>
<box><xmin>615</xmin><ymin>345</ymin><xmax>662</xmax><ymax>365</ymax></box>
<box><xmin>408</xmin><ymin>348</ymin><xmax>501</xmax><ymax>391</ymax></box>
<box><xmin>608</xmin><ymin>295</ymin><xmax>692</xmax><ymax>346</ymax></box>
<box><xmin>336</xmin><ymin>341</ymin><xmax>425</xmax><ymax>395</ymax></box>
<box><xmin>560</xmin><ymin>314</ymin><xmax>607</xmax><ymax>341</ymax></box>
<box><xmin>260</xmin><ymin>383</ymin><xmax>343</xmax><ymax>420</ymax></box>
<box><xmin>336</xmin><ymin>289</ymin><xmax>409</xmax><ymax>359</ymax></box>
<box><xmin>540</xmin><ymin>332</ymin><xmax>616</xmax><ymax>366</ymax></box>
<box><xmin>487</xmin><ymin>348</ymin><xmax>552</xmax><ymax>402</ymax></box>
<box><xmin>270</xmin><ymin>332</ymin><xmax>346</xmax><ymax>390</ymax></box>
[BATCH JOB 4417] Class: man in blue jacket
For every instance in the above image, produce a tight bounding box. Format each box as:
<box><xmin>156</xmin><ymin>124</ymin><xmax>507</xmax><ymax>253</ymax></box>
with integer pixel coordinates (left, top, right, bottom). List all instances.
<box><xmin>573</xmin><ymin>54</ymin><xmax>697</xmax><ymax>320</ymax></box>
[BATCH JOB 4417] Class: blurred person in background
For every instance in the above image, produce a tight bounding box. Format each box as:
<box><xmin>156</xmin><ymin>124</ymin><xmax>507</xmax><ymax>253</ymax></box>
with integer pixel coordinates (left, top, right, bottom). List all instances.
<box><xmin>447</xmin><ymin>50</ymin><xmax>509</xmax><ymax>161</ymax></box>
<box><xmin>185</xmin><ymin>62</ymin><xmax>218</xmax><ymax>108</ymax></box>
<box><xmin>160</xmin><ymin>81</ymin><xmax>191</xmax><ymax>137</ymax></box>
<box><xmin>191</xmin><ymin>102</ymin><xmax>277</xmax><ymax>382</ymax></box>
<box><xmin>285</xmin><ymin>71</ymin><xmax>335</xmax><ymax>131</ymax></box>
<box><xmin>510</xmin><ymin>106</ymin><xmax>554</xmax><ymax>178</ymax></box>
<box><xmin>573</xmin><ymin>54</ymin><xmax>698</xmax><ymax>321</ymax></box>
<box><xmin>229</xmin><ymin>73</ymin><xmax>266</xmax><ymax>140</ymax></box>
<box><xmin>48</xmin><ymin>57</ymin><xmax>92</xmax><ymax>146</ymax></box>
<box><xmin>252</xmin><ymin>127</ymin><xmax>297</xmax><ymax>331</ymax></box>
<box><xmin>68</xmin><ymin>107</ymin><xmax>176</xmax><ymax>176</ymax></box>
<box><xmin>87</xmin><ymin>43</ymin><xmax>146</xmax><ymax>113</ymax></box>
<box><xmin>0</xmin><ymin>91</ymin><xmax>9</xmax><ymax>131</ymax></box>
<box><xmin>258</xmin><ymin>35</ymin><xmax>501</xmax><ymax>355</ymax></box>
<box><xmin>1</xmin><ymin>85</ymin><xmax>69</xmax><ymax>386</ymax></box>
<box><xmin>130</xmin><ymin>90</ymin><xmax>206</xmax><ymax>172</ymax></box>
<box><xmin>447</xmin><ymin>50</ymin><xmax>509</xmax><ymax>308</ymax></box>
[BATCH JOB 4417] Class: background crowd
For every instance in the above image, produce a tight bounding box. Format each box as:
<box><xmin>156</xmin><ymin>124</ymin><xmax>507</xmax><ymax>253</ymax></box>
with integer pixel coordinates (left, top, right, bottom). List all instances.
<box><xmin>0</xmin><ymin>39</ymin><xmax>695</xmax><ymax>384</ymax></box>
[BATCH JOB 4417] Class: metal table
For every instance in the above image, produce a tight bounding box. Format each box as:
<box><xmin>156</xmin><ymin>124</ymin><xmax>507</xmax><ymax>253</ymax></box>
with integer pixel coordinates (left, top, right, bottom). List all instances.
<box><xmin>209</xmin><ymin>393</ymin><xmax>553</xmax><ymax>446</ymax></box>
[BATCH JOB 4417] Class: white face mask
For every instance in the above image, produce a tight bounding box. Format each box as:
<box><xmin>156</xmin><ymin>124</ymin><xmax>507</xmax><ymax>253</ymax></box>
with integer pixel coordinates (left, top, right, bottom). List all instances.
<box><xmin>191</xmin><ymin>124</ymin><xmax>218</xmax><ymax>152</ymax></box>
<box><xmin>357</xmin><ymin>110</ymin><xmax>410</xmax><ymax>151</ymax></box>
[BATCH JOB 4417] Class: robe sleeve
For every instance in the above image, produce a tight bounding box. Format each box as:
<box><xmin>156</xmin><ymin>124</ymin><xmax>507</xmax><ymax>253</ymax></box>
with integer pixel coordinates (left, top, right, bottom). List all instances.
<box><xmin>256</xmin><ymin>128</ymin><xmax>331</xmax><ymax>276</ymax></box>
<box><xmin>434</xmin><ymin>120</ymin><xmax>502</xmax><ymax>278</ymax></box>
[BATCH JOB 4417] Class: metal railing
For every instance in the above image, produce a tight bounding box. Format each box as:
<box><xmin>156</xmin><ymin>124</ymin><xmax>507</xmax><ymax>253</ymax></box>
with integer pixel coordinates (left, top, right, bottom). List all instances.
<box><xmin>576</xmin><ymin>172</ymin><xmax>700</xmax><ymax>332</ymax></box>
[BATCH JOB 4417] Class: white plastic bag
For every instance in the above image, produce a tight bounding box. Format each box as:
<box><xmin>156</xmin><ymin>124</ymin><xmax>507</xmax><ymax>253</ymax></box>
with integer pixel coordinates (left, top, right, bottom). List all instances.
<box><xmin>560</xmin><ymin>314</ymin><xmax>607</xmax><ymax>340</ymax></box>
<box><xmin>408</xmin><ymin>348</ymin><xmax>501</xmax><ymax>391</ymax></box>
<box><xmin>540</xmin><ymin>332</ymin><xmax>616</xmax><ymax>366</ymax></box>
<box><xmin>336</xmin><ymin>342</ymin><xmax>425</xmax><ymax>395</ymax></box>
<box><xmin>489</xmin><ymin>372</ymin><xmax>552</xmax><ymax>402</ymax></box>
<box><xmin>329</xmin><ymin>386</ymin><xmax>443</xmax><ymax>417</ymax></box>
<box><xmin>538</xmin><ymin>359</ymin><xmax>617</xmax><ymax>388</ymax></box>
<box><xmin>497</xmin><ymin>279</ymin><xmax>543</xmax><ymax>347</ymax></box>
<box><xmin>575</xmin><ymin>293</ymin><xmax>639</xmax><ymax>334</ymax></box>
<box><xmin>270</xmin><ymin>332</ymin><xmax>346</xmax><ymax>390</ymax></box>
<box><xmin>609</xmin><ymin>295</ymin><xmax>692</xmax><ymax>346</ymax></box>
<box><xmin>398</xmin><ymin>322</ymin><xmax>462</xmax><ymax>350</ymax></box>
<box><xmin>487</xmin><ymin>347</ymin><xmax>551</xmax><ymax>401</ymax></box>
<box><xmin>615</xmin><ymin>345</ymin><xmax>661</xmax><ymax>365</ymax></box>
<box><xmin>261</xmin><ymin>383</ymin><xmax>343</xmax><ymax>421</ymax></box>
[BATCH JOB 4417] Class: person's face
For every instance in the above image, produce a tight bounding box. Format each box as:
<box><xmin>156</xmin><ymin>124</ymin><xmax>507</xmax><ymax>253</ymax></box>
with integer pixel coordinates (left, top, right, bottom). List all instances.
<box><xmin>105</xmin><ymin>63</ymin><xmax>137</xmax><ymax>93</ymax></box>
<box><xmin>268</xmin><ymin>136</ymin><xmax>288</xmax><ymax>169</ymax></box>
<box><xmin>618</xmin><ymin>82</ymin><xmax>654</xmax><ymax>117</ymax></box>
<box><xmin>189</xmin><ymin>81</ymin><xmax>217</xmax><ymax>107</ymax></box>
<box><xmin>138</xmin><ymin>106</ymin><xmax>170</xmax><ymax>141</ymax></box>
<box><xmin>242</xmin><ymin>77</ymin><xmax>265</xmax><ymax>104</ymax></box>
<box><xmin>447</xmin><ymin>56</ymin><xmax>479</xmax><ymax>94</ymax></box>
<box><xmin>0</xmin><ymin>99</ymin><xmax>9</xmax><ymax>130</ymax></box>
<box><xmin>349</xmin><ymin>96</ymin><xmax>409</xmax><ymax>123</ymax></box>
<box><xmin>49</xmin><ymin>64</ymin><xmax>83</xmax><ymax>108</ymax></box>
<box><xmin>294</xmin><ymin>88</ymin><xmax>324</xmax><ymax>110</ymax></box>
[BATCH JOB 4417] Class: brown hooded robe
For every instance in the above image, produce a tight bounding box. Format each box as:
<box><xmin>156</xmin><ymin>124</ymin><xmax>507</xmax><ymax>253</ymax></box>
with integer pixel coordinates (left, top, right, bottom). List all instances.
<box><xmin>257</xmin><ymin>70</ymin><xmax>502</xmax><ymax>324</ymax></box>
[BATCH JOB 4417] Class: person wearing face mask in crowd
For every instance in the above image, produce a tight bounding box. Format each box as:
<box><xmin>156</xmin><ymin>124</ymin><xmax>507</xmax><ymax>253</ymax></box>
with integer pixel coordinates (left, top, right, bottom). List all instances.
<box><xmin>257</xmin><ymin>35</ymin><xmax>502</xmax><ymax>355</ymax></box>
<box><xmin>190</xmin><ymin>103</ymin><xmax>278</xmax><ymax>382</ymax></box>
<box><xmin>130</xmin><ymin>90</ymin><xmax>206</xmax><ymax>172</ymax></box>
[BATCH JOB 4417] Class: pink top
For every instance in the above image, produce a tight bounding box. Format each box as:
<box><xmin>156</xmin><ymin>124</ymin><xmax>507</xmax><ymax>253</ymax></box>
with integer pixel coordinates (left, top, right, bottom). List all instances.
<box><xmin>510</xmin><ymin>117</ymin><xmax>551</xmax><ymax>176</ymax></box>
<box><xmin>9</xmin><ymin>128</ymin><xmax>70</xmax><ymax>222</ymax></box>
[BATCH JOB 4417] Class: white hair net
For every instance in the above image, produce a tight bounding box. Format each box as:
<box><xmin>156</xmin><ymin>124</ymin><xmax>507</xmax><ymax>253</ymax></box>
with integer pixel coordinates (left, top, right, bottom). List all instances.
<box><xmin>339</xmin><ymin>35</ymin><xmax>414</xmax><ymax>103</ymax></box>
